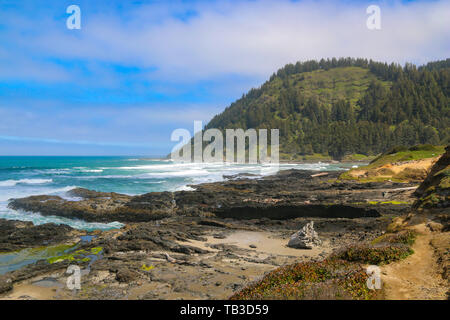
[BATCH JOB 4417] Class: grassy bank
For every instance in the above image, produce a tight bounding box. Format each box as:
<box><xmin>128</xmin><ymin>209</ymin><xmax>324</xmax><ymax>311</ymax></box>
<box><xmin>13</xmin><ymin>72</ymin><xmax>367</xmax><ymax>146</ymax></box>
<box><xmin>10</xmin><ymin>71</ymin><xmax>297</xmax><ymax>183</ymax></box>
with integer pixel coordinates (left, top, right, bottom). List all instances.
<box><xmin>339</xmin><ymin>145</ymin><xmax>446</xmax><ymax>183</ymax></box>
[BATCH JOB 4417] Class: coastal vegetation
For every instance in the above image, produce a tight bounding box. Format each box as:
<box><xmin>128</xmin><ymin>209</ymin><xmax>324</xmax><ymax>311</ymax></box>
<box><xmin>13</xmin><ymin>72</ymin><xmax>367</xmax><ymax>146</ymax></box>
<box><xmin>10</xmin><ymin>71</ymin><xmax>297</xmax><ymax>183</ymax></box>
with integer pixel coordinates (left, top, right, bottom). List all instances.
<box><xmin>231</xmin><ymin>148</ymin><xmax>449</xmax><ymax>301</ymax></box>
<box><xmin>365</xmin><ymin>145</ymin><xmax>445</xmax><ymax>168</ymax></box>
<box><xmin>230</xmin><ymin>259</ymin><xmax>378</xmax><ymax>300</ymax></box>
<box><xmin>230</xmin><ymin>227</ymin><xmax>417</xmax><ymax>300</ymax></box>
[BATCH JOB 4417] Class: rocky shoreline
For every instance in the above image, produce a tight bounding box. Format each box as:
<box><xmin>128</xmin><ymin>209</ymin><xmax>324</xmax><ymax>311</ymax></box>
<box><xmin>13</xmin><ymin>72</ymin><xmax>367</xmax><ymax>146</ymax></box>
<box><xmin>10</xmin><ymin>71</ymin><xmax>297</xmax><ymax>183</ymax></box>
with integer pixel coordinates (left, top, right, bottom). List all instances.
<box><xmin>8</xmin><ymin>170</ymin><xmax>416</xmax><ymax>222</ymax></box>
<box><xmin>0</xmin><ymin>169</ymin><xmax>421</xmax><ymax>299</ymax></box>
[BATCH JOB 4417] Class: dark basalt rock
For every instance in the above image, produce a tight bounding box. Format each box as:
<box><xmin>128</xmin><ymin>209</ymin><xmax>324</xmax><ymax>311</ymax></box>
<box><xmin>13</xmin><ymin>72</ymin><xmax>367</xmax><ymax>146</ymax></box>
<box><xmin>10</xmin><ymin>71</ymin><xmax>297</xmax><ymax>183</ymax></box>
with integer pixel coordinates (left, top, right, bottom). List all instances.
<box><xmin>213</xmin><ymin>204</ymin><xmax>380</xmax><ymax>220</ymax></box>
<box><xmin>198</xmin><ymin>220</ymin><xmax>233</xmax><ymax>228</ymax></box>
<box><xmin>115</xmin><ymin>268</ymin><xmax>139</xmax><ymax>283</ymax></box>
<box><xmin>7</xmin><ymin>169</ymin><xmax>417</xmax><ymax>223</ymax></box>
<box><xmin>0</xmin><ymin>219</ymin><xmax>77</xmax><ymax>253</ymax></box>
<box><xmin>97</xmin><ymin>219</ymin><xmax>210</xmax><ymax>256</ymax></box>
<box><xmin>0</xmin><ymin>211</ymin><xmax>397</xmax><ymax>298</ymax></box>
<box><xmin>8</xmin><ymin>190</ymin><xmax>173</xmax><ymax>223</ymax></box>
<box><xmin>0</xmin><ymin>276</ymin><xmax>12</xmax><ymax>294</ymax></box>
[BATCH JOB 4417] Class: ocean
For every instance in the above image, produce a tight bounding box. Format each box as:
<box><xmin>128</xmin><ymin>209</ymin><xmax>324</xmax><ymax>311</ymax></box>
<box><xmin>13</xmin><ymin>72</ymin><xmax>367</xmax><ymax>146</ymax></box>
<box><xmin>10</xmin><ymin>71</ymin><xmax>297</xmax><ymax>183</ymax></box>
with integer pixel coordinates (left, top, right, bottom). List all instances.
<box><xmin>0</xmin><ymin>157</ymin><xmax>357</xmax><ymax>231</ymax></box>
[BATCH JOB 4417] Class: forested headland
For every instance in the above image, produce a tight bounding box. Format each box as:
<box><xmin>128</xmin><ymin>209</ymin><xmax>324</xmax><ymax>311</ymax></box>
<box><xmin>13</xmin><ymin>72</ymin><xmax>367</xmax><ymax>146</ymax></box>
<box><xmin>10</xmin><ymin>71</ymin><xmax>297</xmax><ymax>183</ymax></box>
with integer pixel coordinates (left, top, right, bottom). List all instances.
<box><xmin>205</xmin><ymin>58</ymin><xmax>449</xmax><ymax>160</ymax></box>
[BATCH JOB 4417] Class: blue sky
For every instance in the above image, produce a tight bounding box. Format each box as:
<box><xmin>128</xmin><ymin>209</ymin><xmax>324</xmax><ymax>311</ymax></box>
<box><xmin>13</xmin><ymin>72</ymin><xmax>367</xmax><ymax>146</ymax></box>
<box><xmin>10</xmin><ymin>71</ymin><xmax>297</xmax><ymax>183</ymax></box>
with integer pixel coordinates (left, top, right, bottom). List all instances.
<box><xmin>0</xmin><ymin>0</ymin><xmax>448</xmax><ymax>155</ymax></box>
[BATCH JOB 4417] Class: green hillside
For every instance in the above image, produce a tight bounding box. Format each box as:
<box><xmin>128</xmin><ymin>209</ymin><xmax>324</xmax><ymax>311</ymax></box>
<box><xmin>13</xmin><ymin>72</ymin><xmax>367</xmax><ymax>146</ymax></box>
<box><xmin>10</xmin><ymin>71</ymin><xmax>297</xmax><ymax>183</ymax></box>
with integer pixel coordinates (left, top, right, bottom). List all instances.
<box><xmin>252</xmin><ymin>66</ymin><xmax>390</xmax><ymax>112</ymax></box>
<box><xmin>205</xmin><ymin>58</ymin><xmax>449</xmax><ymax>159</ymax></box>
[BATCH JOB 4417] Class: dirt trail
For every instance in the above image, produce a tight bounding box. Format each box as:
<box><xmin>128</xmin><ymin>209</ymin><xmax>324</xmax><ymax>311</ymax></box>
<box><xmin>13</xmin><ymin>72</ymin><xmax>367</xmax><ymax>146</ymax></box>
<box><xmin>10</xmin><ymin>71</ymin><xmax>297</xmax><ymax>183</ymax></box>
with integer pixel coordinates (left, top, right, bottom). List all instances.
<box><xmin>381</xmin><ymin>224</ymin><xmax>448</xmax><ymax>300</ymax></box>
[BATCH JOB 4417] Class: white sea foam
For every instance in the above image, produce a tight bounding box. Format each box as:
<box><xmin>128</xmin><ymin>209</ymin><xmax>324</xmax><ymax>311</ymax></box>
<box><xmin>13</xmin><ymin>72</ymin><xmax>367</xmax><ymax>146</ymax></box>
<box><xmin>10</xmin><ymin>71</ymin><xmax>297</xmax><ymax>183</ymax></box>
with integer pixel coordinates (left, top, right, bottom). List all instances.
<box><xmin>0</xmin><ymin>179</ymin><xmax>53</xmax><ymax>187</ymax></box>
<box><xmin>74</xmin><ymin>174</ymin><xmax>134</xmax><ymax>180</ymax></box>
<box><xmin>0</xmin><ymin>180</ymin><xmax>20</xmax><ymax>187</ymax></box>
<box><xmin>72</xmin><ymin>167</ymin><xmax>104</xmax><ymax>173</ymax></box>
<box><xmin>0</xmin><ymin>185</ymin><xmax>78</xmax><ymax>202</ymax></box>
<box><xmin>138</xmin><ymin>169</ymin><xmax>211</xmax><ymax>178</ymax></box>
<box><xmin>174</xmin><ymin>185</ymin><xmax>196</xmax><ymax>191</ymax></box>
<box><xmin>0</xmin><ymin>206</ymin><xmax>123</xmax><ymax>231</ymax></box>
<box><xmin>0</xmin><ymin>182</ymin><xmax>122</xmax><ymax>230</ymax></box>
<box><xmin>118</xmin><ymin>162</ymin><xmax>203</xmax><ymax>170</ymax></box>
<box><xmin>35</xmin><ymin>169</ymin><xmax>71</xmax><ymax>174</ymax></box>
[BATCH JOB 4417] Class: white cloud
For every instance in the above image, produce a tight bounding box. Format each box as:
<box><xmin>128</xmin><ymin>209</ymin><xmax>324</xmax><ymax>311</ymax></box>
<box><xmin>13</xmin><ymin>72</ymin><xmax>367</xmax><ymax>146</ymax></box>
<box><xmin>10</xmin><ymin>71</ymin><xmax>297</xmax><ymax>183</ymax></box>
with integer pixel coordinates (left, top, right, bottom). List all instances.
<box><xmin>0</xmin><ymin>102</ymin><xmax>222</xmax><ymax>146</ymax></box>
<box><xmin>0</xmin><ymin>0</ymin><xmax>448</xmax><ymax>155</ymax></box>
<box><xmin>5</xmin><ymin>0</ymin><xmax>447</xmax><ymax>83</ymax></box>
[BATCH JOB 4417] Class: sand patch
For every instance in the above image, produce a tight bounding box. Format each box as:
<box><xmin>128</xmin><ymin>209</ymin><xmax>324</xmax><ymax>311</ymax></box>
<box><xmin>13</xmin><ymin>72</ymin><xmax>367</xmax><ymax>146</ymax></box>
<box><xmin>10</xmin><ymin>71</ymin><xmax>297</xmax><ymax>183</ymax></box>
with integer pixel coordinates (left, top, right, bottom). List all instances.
<box><xmin>177</xmin><ymin>230</ymin><xmax>329</xmax><ymax>258</ymax></box>
<box><xmin>2</xmin><ymin>283</ymin><xmax>60</xmax><ymax>300</ymax></box>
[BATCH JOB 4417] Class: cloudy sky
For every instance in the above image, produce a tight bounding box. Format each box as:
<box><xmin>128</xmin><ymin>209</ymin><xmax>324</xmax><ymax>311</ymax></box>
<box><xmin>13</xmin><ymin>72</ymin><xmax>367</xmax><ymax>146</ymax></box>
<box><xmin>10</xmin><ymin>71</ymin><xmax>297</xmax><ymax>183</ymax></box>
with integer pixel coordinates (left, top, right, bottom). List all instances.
<box><xmin>0</xmin><ymin>0</ymin><xmax>448</xmax><ymax>155</ymax></box>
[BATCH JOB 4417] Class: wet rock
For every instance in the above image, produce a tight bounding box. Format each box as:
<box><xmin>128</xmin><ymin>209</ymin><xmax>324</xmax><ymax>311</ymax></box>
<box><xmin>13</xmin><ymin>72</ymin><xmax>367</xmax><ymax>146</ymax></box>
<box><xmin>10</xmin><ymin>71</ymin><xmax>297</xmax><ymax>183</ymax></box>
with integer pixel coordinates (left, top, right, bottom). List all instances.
<box><xmin>427</xmin><ymin>221</ymin><xmax>444</xmax><ymax>232</ymax></box>
<box><xmin>164</xmin><ymin>253</ymin><xmax>176</xmax><ymax>263</ymax></box>
<box><xmin>198</xmin><ymin>220</ymin><xmax>231</xmax><ymax>228</ymax></box>
<box><xmin>0</xmin><ymin>276</ymin><xmax>12</xmax><ymax>294</ymax></box>
<box><xmin>287</xmin><ymin>221</ymin><xmax>322</xmax><ymax>249</ymax></box>
<box><xmin>0</xmin><ymin>219</ymin><xmax>77</xmax><ymax>252</ymax></box>
<box><xmin>115</xmin><ymin>268</ymin><xmax>138</xmax><ymax>283</ymax></box>
<box><xmin>0</xmin><ymin>213</ymin><xmax>396</xmax><ymax>299</ymax></box>
<box><xmin>227</xmin><ymin>283</ymin><xmax>243</xmax><ymax>291</ymax></box>
<box><xmin>8</xmin><ymin>190</ymin><xmax>173</xmax><ymax>223</ymax></box>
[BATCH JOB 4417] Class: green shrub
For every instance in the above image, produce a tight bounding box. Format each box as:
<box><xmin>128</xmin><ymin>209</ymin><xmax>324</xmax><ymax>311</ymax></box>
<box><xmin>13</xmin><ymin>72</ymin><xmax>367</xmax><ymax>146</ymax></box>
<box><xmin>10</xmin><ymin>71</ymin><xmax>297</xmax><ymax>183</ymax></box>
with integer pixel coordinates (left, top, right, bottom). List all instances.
<box><xmin>409</xmin><ymin>144</ymin><xmax>437</xmax><ymax>152</ymax></box>
<box><xmin>230</xmin><ymin>259</ymin><xmax>379</xmax><ymax>300</ymax></box>
<box><xmin>331</xmin><ymin>244</ymin><xmax>413</xmax><ymax>265</ymax></box>
<box><xmin>386</xmin><ymin>146</ymin><xmax>409</xmax><ymax>155</ymax></box>
<box><xmin>231</xmin><ymin>229</ymin><xmax>417</xmax><ymax>300</ymax></box>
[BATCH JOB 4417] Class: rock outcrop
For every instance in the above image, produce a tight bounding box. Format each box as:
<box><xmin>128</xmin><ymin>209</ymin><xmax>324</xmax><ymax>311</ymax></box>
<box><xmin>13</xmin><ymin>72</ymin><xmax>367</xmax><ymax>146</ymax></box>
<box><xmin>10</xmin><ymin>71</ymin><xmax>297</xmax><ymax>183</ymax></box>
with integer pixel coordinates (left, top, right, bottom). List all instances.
<box><xmin>7</xmin><ymin>170</ymin><xmax>417</xmax><ymax>223</ymax></box>
<box><xmin>287</xmin><ymin>221</ymin><xmax>322</xmax><ymax>249</ymax></box>
<box><xmin>0</xmin><ymin>276</ymin><xmax>12</xmax><ymax>294</ymax></box>
<box><xmin>0</xmin><ymin>219</ymin><xmax>78</xmax><ymax>253</ymax></box>
<box><xmin>8</xmin><ymin>189</ymin><xmax>175</xmax><ymax>223</ymax></box>
<box><xmin>414</xmin><ymin>145</ymin><xmax>450</xmax><ymax>209</ymax></box>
